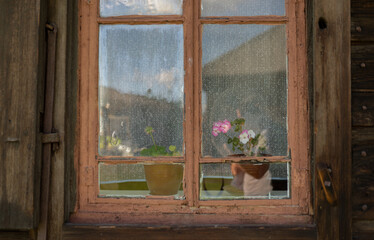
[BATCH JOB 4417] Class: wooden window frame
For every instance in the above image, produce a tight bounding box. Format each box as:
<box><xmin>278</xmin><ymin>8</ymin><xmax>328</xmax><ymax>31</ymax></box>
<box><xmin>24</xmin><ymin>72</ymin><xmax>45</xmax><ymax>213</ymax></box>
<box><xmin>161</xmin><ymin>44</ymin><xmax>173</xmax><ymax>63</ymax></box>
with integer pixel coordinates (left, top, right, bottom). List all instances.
<box><xmin>73</xmin><ymin>0</ymin><xmax>310</xmax><ymax>225</ymax></box>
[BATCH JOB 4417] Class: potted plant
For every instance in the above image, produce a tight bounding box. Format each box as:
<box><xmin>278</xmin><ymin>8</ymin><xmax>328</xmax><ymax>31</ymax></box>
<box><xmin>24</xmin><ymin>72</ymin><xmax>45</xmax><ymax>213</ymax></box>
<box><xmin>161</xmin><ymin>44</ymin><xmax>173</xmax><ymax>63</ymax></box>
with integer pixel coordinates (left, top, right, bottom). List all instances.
<box><xmin>140</xmin><ymin>126</ymin><xmax>183</xmax><ymax>196</ymax></box>
<box><xmin>211</xmin><ymin>118</ymin><xmax>269</xmax><ymax>179</ymax></box>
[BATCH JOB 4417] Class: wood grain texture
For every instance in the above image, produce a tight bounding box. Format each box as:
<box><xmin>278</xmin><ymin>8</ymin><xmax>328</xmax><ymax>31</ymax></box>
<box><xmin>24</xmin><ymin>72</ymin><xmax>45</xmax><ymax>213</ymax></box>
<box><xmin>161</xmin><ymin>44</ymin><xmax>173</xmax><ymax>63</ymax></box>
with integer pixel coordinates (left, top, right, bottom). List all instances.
<box><xmin>352</xmin><ymin>127</ymin><xmax>374</xmax><ymax>146</ymax></box>
<box><xmin>352</xmin><ymin>93</ymin><xmax>374</xmax><ymax>126</ymax></box>
<box><xmin>352</xmin><ymin>144</ymin><xmax>374</xmax><ymax>220</ymax></box>
<box><xmin>351</xmin><ymin>0</ymin><xmax>374</xmax><ymax>16</ymax></box>
<box><xmin>0</xmin><ymin>231</ymin><xmax>32</xmax><ymax>240</ymax></box>
<box><xmin>353</xmin><ymin>220</ymin><xmax>374</xmax><ymax>240</ymax></box>
<box><xmin>352</xmin><ymin>45</ymin><xmax>374</xmax><ymax>91</ymax></box>
<box><xmin>62</xmin><ymin>224</ymin><xmax>316</xmax><ymax>240</ymax></box>
<box><xmin>352</xmin><ymin>17</ymin><xmax>374</xmax><ymax>42</ymax></box>
<box><xmin>0</xmin><ymin>0</ymin><xmax>44</xmax><ymax>230</ymax></box>
<box><xmin>313</xmin><ymin>0</ymin><xmax>351</xmax><ymax>239</ymax></box>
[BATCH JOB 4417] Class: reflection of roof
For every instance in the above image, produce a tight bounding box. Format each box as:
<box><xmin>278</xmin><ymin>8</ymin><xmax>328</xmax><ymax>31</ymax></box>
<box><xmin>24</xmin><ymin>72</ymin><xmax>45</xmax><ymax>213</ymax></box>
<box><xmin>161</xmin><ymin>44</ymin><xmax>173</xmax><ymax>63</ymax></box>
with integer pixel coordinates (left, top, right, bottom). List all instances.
<box><xmin>99</xmin><ymin>86</ymin><xmax>177</xmax><ymax>114</ymax></box>
<box><xmin>203</xmin><ymin>25</ymin><xmax>286</xmax><ymax>77</ymax></box>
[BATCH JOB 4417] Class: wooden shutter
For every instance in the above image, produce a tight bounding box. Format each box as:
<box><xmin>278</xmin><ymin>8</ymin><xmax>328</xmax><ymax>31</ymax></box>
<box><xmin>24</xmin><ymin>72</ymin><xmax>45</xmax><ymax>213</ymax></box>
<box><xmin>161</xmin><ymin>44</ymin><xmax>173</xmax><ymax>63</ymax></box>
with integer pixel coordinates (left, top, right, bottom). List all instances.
<box><xmin>0</xmin><ymin>0</ymin><xmax>45</xmax><ymax>229</ymax></box>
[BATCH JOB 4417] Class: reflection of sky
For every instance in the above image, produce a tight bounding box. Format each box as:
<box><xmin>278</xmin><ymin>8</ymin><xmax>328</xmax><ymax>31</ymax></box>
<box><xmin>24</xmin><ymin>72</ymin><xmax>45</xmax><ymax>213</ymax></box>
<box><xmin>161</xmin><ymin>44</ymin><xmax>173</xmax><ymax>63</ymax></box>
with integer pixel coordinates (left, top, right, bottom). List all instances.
<box><xmin>100</xmin><ymin>0</ymin><xmax>183</xmax><ymax>16</ymax></box>
<box><xmin>99</xmin><ymin>25</ymin><xmax>184</xmax><ymax>102</ymax></box>
<box><xmin>99</xmin><ymin>1</ymin><xmax>285</xmax><ymax>101</ymax></box>
<box><xmin>201</xmin><ymin>0</ymin><xmax>285</xmax><ymax>17</ymax></box>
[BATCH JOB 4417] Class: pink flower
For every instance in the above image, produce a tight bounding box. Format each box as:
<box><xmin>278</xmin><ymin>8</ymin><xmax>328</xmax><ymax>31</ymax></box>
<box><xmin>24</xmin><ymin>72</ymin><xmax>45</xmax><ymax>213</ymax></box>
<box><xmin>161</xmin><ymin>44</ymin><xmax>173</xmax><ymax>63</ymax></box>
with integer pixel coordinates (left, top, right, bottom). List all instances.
<box><xmin>212</xmin><ymin>122</ymin><xmax>222</xmax><ymax>136</ymax></box>
<box><xmin>220</xmin><ymin>120</ymin><xmax>231</xmax><ymax>133</ymax></box>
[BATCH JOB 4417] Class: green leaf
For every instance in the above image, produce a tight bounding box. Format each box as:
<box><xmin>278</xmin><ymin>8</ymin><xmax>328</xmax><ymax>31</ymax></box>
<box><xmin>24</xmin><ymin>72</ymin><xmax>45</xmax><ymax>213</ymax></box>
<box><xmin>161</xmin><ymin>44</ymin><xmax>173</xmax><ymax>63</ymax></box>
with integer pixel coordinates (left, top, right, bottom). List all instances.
<box><xmin>140</xmin><ymin>145</ymin><xmax>168</xmax><ymax>156</ymax></box>
<box><xmin>227</xmin><ymin>138</ymin><xmax>233</xmax><ymax>144</ymax></box>
<box><xmin>169</xmin><ymin>145</ymin><xmax>176</xmax><ymax>152</ymax></box>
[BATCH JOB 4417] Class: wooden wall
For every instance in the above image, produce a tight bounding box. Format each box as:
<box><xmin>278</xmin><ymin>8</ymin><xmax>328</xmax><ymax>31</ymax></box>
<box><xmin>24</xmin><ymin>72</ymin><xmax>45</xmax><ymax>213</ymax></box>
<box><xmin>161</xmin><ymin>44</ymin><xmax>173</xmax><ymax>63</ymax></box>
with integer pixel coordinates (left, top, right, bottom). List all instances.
<box><xmin>351</xmin><ymin>0</ymin><xmax>374</xmax><ymax>239</ymax></box>
<box><xmin>0</xmin><ymin>0</ymin><xmax>46</xmax><ymax>230</ymax></box>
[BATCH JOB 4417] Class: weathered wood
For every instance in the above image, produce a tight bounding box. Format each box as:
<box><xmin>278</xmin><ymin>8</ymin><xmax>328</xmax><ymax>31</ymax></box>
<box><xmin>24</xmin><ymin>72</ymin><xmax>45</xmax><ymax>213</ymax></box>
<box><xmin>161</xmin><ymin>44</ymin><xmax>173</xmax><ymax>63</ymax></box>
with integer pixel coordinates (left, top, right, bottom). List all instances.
<box><xmin>313</xmin><ymin>0</ymin><xmax>351</xmax><ymax>239</ymax></box>
<box><xmin>351</xmin><ymin>0</ymin><xmax>374</xmax><ymax>17</ymax></box>
<box><xmin>352</xmin><ymin>145</ymin><xmax>374</xmax><ymax>220</ymax></box>
<box><xmin>352</xmin><ymin>93</ymin><xmax>374</xmax><ymax>126</ymax></box>
<box><xmin>352</xmin><ymin>127</ymin><xmax>374</xmax><ymax>146</ymax></box>
<box><xmin>0</xmin><ymin>0</ymin><xmax>45</xmax><ymax>230</ymax></box>
<box><xmin>352</xmin><ymin>45</ymin><xmax>374</xmax><ymax>91</ymax></box>
<box><xmin>353</xmin><ymin>220</ymin><xmax>374</xmax><ymax>240</ymax></box>
<box><xmin>62</xmin><ymin>224</ymin><xmax>316</xmax><ymax>240</ymax></box>
<box><xmin>0</xmin><ymin>231</ymin><xmax>32</xmax><ymax>240</ymax></box>
<box><xmin>352</xmin><ymin>17</ymin><xmax>374</xmax><ymax>42</ymax></box>
<box><xmin>65</xmin><ymin>0</ymin><xmax>79</xmax><ymax>223</ymax></box>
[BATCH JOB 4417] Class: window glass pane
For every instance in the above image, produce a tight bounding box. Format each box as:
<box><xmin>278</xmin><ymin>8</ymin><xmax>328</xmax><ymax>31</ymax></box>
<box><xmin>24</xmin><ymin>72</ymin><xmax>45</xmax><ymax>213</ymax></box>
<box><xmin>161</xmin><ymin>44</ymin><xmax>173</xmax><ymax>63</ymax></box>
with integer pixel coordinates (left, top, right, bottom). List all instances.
<box><xmin>201</xmin><ymin>0</ymin><xmax>285</xmax><ymax>17</ymax></box>
<box><xmin>100</xmin><ymin>0</ymin><xmax>183</xmax><ymax>17</ymax></box>
<box><xmin>200</xmin><ymin>162</ymin><xmax>289</xmax><ymax>200</ymax></box>
<box><xmin>99</xmin><ymin>163</ymin><xmax>185</xmax><ymax>198</ymax></box>
<box><xmin>202</xmin><ymin>25</ymin><xmax>287</xmax><ymax>157</ymax></box>
<box><xmin>99</xmin><ymin>25</ymin><xmax>184</xmax><ymax>157</ymax></box>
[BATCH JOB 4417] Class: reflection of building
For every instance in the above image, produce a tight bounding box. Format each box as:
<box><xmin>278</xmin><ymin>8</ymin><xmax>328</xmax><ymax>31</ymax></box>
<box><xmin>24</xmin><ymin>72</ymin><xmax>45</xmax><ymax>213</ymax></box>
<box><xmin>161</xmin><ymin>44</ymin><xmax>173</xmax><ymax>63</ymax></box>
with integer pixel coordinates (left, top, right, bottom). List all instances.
<box><xmin>202</xmin><ymin>26</ymin><xmax>288</xmax><ymax>157</ymax></box>
<box><xmin>99</xmin><ymin>86</ymin><xmax>183</xmax><ymax>156</ymax></box>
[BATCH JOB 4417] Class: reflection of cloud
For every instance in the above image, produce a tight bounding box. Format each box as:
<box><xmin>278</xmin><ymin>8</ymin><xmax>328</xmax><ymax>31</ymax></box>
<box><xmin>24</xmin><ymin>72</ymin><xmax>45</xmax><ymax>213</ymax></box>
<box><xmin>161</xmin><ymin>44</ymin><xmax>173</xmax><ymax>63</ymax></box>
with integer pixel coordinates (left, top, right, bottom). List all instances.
<box><xmin>157</xmin><ymin>68</ymin><xmax>178</xmax><ymax>89</ymax></box>
<box><xmin>101</xmin><ymin>0</ymin><xmax>183</xmax><ymax>16</ymax></box>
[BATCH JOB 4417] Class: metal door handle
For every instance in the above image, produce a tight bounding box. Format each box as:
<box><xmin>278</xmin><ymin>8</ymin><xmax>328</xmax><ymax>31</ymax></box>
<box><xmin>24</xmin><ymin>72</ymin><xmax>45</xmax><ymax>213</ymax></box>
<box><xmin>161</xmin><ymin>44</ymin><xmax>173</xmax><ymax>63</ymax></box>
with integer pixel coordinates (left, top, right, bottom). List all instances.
<box><xmin>317</xmin><ymin>163</ymin><xmax>337</xmax><ymax>206</ymax></box>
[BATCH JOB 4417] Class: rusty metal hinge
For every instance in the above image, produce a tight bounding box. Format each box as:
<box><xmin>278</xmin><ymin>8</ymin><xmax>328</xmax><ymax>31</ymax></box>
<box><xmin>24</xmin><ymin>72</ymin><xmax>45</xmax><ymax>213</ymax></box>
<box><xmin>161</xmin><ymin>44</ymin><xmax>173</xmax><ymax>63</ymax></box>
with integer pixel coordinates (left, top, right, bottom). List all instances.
<box><xmin>317</xmin><ymin>163</ymin><xmax>337</xmax><ymax>206</ymax></box>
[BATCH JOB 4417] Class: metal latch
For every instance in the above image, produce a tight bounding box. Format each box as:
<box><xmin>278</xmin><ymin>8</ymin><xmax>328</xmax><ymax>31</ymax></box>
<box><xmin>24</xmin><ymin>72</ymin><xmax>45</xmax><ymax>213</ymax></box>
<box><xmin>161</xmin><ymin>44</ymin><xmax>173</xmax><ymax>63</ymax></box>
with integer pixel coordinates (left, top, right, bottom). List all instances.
<box><xmin>317</xmin><ymin>163</ymin><xmax>337</xmax><ymax>206</ymax></box>
<box><xmin>42</xmin><ymin>132</ymin><xmax>60</xmax><ymax>151</ymax></box>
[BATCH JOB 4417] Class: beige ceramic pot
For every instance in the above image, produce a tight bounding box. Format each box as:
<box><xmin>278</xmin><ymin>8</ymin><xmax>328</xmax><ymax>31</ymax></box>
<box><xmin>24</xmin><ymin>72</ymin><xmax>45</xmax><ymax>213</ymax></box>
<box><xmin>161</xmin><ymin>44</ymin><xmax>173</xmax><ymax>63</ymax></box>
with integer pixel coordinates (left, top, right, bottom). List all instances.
<box><xmin>143</xmin><ymin>164</ymin><xmax>184</xmax><ymax>195</ymax></box>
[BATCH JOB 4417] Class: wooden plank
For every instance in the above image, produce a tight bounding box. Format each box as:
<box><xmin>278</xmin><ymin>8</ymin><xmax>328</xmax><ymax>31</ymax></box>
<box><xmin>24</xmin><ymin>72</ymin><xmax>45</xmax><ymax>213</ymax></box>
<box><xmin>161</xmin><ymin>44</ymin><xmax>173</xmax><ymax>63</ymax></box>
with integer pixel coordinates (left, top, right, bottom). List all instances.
<box><xmin>352</xmin><ymin>127</ymin><xmax>374</xmax><ymax>146</ymax></box>
<box><xmin>62</xmin><ymin>224</ymin><xmax>316</xmax><ymax>240</ymax></box>
<box><xmin>352</xmin><ymin>143</ymin><xmax>374</xmax><ymax>221</ymax></box>
<box><xmin>65</xmin><ymin>0</ymin><xmax>79</xmax><ymax>222</ymax></box>
<box><xmin>313</xmin><ymin>0</ymin><xmax>351</xmax><ymax>239</ymax></box>
<box><xmin>352</xmin><ymin>145</ymin><xmax>374</xmax><ymax>220</ymax></box>
<box><xmin>353</xmin><ymin>220</ymin><xmax>374</xmax><ymax>239</ymax></box>
<box><xmin>351</xmin><ymin>0</ymin><xmax>374</xmax><ymax>16</ymax></box>
<box><xmin>352</xmin><ymin>93</ymin><xmax>374</xmax><ymax>126</ymax></box>
<box><xmin>0</xmin><ymin>231</ymin><xmax>32</xmax><ymax>240</ymax></box>
<box><xmin>352</xmin><ymin>17</ymin><xmax>374</xmax><ymax>42</ymax></box>
<box><xmin>352</xmin><ymin>45</ymin><xmax>374</xmax><ymax>91</ymax></box>
<box><xmin>353</xmin><ymin>220</ymin><xmax>374</xmax><ymax>235</ymax></box>
<box><xmin>0</xmin><ymin>0</ymin><xmax>44</xmax><ymax>230</ymax></box>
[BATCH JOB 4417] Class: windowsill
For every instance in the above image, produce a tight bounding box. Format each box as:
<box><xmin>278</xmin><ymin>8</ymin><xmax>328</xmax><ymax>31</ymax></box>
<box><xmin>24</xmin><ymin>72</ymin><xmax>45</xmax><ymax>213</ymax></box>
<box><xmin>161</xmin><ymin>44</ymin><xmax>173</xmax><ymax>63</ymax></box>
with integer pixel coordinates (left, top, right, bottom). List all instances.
<box><xmin>62</xmin><ymin>223</ymin><xmax>317</xmax><ymax>239</ymax></box>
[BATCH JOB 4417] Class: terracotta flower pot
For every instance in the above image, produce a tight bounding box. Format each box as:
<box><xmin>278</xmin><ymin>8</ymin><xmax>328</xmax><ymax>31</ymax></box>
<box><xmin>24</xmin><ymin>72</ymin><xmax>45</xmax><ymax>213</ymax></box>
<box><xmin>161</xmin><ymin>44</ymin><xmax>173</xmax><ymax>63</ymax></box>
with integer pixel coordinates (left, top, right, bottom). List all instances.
<box><xmin>230</xmin><ymin>154</ymin><xmax>270</xmax><ymax>179</ymax></box>
<box><xmin>143</xmin><ymin>164</ymin><xmax>184</xmax><ymax>196</ymax></box>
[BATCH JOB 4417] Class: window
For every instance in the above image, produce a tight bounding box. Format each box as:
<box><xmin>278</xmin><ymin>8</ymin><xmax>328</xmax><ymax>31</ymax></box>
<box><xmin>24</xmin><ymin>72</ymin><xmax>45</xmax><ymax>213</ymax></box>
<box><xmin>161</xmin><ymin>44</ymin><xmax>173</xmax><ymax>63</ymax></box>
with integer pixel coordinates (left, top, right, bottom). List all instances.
<box><xmin>76</xmin><ymin>0</ymin><xmax>310</xmax><ymax>224</ymax></box>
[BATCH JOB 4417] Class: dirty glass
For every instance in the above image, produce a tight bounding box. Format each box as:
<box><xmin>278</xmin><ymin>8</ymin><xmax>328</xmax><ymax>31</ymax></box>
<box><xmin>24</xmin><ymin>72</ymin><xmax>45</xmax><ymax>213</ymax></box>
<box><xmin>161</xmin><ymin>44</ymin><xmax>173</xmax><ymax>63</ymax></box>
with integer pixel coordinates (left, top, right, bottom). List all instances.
<box><xmin>201</xmin><ymin>0</ymin><xmax>285</xmax><ymax>17</ymax></box>
<box><xmin>99</xmin><ymin>163</ymin><xmax>185</xmax><ymax>198</ymax></box>
<box><xmin>200</xmin><ymin>162</ymin><xmax>289</xmax><ymax>200</ymax></box>
<box><xmin>100</xmin><ymin>0</ymin><xmax>183</xmax><ymax>17</ymax></box>
<box><xmin>99</xmin><ymin>25</ymin><xmax>184</xmax><ymax>157</ymax></box>
<box><xmin>201</xmin><ymin>24</ymin><xmax>288</xmax><ymax>157</ymax></box>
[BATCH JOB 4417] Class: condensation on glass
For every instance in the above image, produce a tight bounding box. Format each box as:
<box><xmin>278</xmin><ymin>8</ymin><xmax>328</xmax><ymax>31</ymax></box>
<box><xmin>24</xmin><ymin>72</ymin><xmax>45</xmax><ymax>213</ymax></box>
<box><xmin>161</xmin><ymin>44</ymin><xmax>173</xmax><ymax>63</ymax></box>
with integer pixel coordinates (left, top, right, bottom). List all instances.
<box><xmin>201</xmin><ymin>0</ymin><xmax>285</xmax><ymax>17</ymax></box>
<box><xmin>201</xmin><ymin>25</ymin><xmax>288</xmax><ymax>157</ymax></box>
<box><xmin>99</xmin><ymin>163</ymin><xmax>185</xmax><ymax>198</ymax></box>
<box><xmin>200</xmin><ymin>162</ymin><xmax>290</xmax><ymax>200</ymax></box>
<box><xmin>100</xmin><ymin>0</ymin><xmax>183</xmax><ymax>17</ymax></box>
<box><xmin>99</xmin><ymin>25</ymin><xmax>184</xmax><ymax>157</ymax></box>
